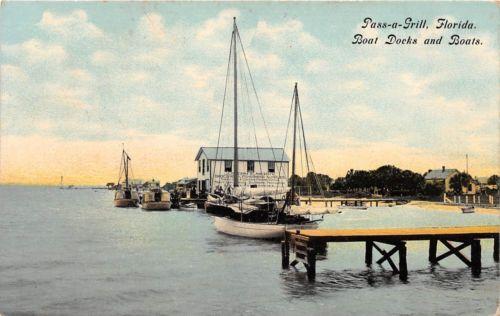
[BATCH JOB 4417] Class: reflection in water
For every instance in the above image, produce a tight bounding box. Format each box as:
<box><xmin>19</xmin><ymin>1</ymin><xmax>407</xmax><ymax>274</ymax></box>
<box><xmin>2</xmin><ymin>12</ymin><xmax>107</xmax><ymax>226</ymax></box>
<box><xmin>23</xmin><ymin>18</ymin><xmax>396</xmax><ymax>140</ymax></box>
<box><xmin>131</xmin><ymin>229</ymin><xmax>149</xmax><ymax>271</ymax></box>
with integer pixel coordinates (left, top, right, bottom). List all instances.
<box><xmin>281</xmin><ymin>268</ymin><xmax>398</xmax><ymax>298</ymax></box>
<box><xmin>281</xmin><ymin>264</ymin><xmax>499</xmax><ymax>298</ymax></box>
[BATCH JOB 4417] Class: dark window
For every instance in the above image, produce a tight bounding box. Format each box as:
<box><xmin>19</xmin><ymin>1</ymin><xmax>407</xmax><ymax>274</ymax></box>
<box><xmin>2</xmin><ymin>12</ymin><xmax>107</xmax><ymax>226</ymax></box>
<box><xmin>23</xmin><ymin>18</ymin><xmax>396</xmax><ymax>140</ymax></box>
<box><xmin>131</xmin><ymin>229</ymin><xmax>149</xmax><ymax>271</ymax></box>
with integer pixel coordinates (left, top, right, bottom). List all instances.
<box><xmin>268</xmin><ymin>161</ymin><xmax>275</xmax><ymax>173</ymax></box>
<box><xmin>225</xmin><ymin>160</ymin><xmax>232</xmax><ymax>172</ymax></box>
<box><xmin>202</xmin><ymin>159</ymin><xmax>205</xmax><ymax>175</ymax></box>
<box><xmin>250</xmin><ymin>184</ymin><xmax>257</xmax><ymax>188</ymax></box>
<box><xmin>198</xmin><ymin>160</ymin><xmax>201</xmax><ymax>173</ymax></box>
<box><xmin>247</xmin><ymin>160</ymin><xmax>254</xmax><ymax>173</ymax></box>
<box><xmin>207</xmin><ymin>160</ymin><xmax>210</xmax><ymax>172</ymax></box>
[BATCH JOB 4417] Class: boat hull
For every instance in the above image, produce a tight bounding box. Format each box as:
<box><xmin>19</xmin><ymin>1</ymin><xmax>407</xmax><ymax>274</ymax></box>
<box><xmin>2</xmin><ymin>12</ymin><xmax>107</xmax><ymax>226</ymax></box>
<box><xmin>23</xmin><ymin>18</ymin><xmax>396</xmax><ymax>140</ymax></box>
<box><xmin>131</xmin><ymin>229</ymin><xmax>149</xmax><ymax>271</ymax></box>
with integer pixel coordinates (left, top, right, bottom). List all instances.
<box><xmin>141</xmin><ymin>201</ymin><xmax>171</xmax><ymax>211</ymax></box>
<box><xmin>213</xmin><ymin>216</ymin><xmax>318</xmax><ymax>239</ymax></box>
<box><xmin>114</xmin><ymin>199</ymin><xmax>138</xmax><ymax>207</ymax></box>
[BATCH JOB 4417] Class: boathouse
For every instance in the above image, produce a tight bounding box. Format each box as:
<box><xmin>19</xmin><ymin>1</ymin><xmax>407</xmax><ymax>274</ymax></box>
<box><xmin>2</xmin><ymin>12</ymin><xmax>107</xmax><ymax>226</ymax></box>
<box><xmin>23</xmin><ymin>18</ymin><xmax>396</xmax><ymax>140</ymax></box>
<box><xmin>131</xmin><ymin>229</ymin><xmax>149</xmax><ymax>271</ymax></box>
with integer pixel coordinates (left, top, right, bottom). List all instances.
<box><xmin>195</xmin><ymin>147</ymin><xmax>289</xmax><ymax>193</ymax></box>
<box><xmin>424</xmin><ymin>166</ymin><xmax>459</xmax><ymax>192</ymax></box>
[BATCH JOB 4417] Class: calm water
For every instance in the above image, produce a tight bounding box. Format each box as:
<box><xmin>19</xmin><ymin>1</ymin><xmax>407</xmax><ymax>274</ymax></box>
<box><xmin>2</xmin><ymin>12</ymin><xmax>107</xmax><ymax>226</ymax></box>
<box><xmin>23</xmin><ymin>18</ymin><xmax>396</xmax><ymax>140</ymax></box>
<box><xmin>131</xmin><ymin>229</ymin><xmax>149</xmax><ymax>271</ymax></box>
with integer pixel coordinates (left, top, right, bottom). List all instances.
<box><xmin>1</xmin><ymin>186</ymin><xmax>499</xmax><ymax>315</ymax></box>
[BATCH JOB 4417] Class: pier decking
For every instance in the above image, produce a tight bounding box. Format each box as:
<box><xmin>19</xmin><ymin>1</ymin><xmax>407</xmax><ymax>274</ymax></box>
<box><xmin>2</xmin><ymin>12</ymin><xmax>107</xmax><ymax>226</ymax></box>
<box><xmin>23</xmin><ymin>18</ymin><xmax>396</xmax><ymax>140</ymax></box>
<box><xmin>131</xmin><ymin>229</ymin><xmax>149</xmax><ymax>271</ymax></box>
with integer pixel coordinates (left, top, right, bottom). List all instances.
<box><xmin>281</xmin><ymin>226</ymin><xmax>500</xmax><ymax>281</ymax></box>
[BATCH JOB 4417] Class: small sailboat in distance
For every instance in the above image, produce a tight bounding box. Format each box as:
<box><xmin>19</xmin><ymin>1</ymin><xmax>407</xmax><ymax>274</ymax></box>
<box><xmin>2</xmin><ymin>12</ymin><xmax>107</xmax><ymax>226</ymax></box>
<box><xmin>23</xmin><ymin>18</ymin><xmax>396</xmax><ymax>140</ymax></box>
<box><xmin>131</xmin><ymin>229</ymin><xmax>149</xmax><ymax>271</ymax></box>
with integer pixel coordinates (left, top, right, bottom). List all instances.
<box><xmin>114</xmin><ymin>149</ymin><xmax>139</xmax><ymax>207</ymax></box>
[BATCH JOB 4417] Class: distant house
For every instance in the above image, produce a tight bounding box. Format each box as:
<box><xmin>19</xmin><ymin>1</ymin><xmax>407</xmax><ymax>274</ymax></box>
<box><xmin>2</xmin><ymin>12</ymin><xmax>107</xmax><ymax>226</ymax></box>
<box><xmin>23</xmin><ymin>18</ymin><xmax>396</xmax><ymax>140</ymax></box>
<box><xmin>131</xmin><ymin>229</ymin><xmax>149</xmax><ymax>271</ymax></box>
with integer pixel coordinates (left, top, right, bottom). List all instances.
<box><xmin>195</xmin><ymin>147</ymin><xmax>289</xmax><ymax>193</ymax></box>
<box><xmin>424</xmin><ymin>166</ymin><xmax>459</xmax><ymax>192</ymax></box>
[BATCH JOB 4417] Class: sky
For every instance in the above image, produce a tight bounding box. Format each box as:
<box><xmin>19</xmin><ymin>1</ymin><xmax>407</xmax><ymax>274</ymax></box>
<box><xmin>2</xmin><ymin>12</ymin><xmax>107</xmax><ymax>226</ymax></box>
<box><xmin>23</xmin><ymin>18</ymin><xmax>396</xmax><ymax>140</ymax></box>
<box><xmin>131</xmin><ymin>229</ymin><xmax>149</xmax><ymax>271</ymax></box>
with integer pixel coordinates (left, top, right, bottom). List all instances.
<box><xmin>0</xmin><ymin>2</ymin><xmax>498</xmax><ymax>185</ymax></box>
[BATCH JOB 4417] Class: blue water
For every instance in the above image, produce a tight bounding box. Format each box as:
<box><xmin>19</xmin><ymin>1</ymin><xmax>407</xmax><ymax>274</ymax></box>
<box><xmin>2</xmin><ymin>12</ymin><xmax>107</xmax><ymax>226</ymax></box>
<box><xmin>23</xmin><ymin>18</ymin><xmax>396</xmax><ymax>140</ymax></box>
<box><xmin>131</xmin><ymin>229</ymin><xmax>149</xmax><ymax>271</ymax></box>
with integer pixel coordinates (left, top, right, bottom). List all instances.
<box><xmin>1</xmin><ymin>186</ymin><xmax>499</xmax><ymax>315</ymax></box>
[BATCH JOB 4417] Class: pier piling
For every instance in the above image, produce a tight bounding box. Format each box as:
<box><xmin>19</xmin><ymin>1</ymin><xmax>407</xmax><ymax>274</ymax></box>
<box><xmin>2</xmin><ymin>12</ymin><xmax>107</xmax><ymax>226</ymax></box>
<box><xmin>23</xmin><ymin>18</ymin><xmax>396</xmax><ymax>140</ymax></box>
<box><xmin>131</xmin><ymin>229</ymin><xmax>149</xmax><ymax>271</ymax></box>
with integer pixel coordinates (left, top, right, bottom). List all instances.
<box><xmin>429</xmin><ymin>239</ymin><xmax>437</xmax><ymax>264</ymax></box>
<box><xmin>365</xmin><ymin>241</ymin><xmax>373</xmax><ymax>266</ymax></box>
<box><xmin>471</xmin><ymin>239</ymin><xmax>481</xmax><ymax>277</ymax></box>
<box><xmin>494</xmin><ymin>235</ymin><xmax>499</xmax><ymax>262</ymax></box>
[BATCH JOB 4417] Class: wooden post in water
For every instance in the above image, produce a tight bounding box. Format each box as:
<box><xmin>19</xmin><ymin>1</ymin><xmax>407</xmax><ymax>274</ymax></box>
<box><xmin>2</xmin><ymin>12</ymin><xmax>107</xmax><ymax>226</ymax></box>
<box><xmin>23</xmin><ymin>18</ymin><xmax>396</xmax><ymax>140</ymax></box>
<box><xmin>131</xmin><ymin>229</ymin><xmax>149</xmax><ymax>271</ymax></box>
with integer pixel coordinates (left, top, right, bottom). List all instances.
<box><xmin>399</xmin><ymin>242</ymin><xmax>408</xmax><ymax>281</ymax></box>
<box><xmin>281</xmin><ymin>239</ymin><xmax>290</xmax><ymax>269</ymax></box>
<box><xmin>494</xmin><ymin>235</ymin><xmax>499</xmax><ymax>262</ymax></box>
<box><xmin>429</xmin><ymin>239</ymin><xmax>437</xmax><ymax>264</ymax></box>
<box><xmin>306</xmin><ymin>247</ymin><xmax>317</xmax><ymax>282</ymax></box>
<box><xmin>471</xmin><ymin>239</ymin><xmax>481</xmax><ymax>277</ymax></box>
<box><xmin>365</xmin><ymin>241</ymin><xmax>373</xmax><ymax>266</ymax></box>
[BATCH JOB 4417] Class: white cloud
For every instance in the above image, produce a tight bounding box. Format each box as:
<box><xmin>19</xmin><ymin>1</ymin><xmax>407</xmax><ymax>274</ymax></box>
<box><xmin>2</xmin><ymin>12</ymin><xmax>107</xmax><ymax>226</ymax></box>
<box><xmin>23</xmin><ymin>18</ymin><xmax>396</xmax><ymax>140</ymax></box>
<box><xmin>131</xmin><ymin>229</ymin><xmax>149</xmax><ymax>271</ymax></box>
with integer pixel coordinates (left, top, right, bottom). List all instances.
<box><xmin>138</xmin><ymin>13</ymin><xmax>168</xmax><ymax>42</ymax></box>
<box><xmin>305</xmin><ymin>59</ymin><xmax>330</xmax><ymax>74</ymax></box>
<box><xmin>196</xmin><ymin>9</ymin><xmax>239</xmax><ymax>43</ymax></box>
<box><xmin>253</xmin><ymin>19</ymin><xmax>319</xmax><ymax>49</ymax></box>
<box><xmin>68</xmin><ymin>68</ymin><xmax>93</xmax><ymax>82</ymax></box>
<box><xmin>4</xmin><ymin>39</ymin><xmax>67</xmax><ymax>65</ymax></box>
<box><xmin>38</xmin><ymin>10</ymin><xmax>104</xmax><ymax>39</ymax></box>
<box><xmin>44</xmin><ymin>83</ymin><xmax>93</xmax><ymax>110</ymax></box>
<box><xmin>91</xmin><ymin>50</ymin><xmax>116</xmax><ymax>65</ymax></box>
<box><xmin>1</xmin><ymin>64</ymin><xmax>29</xmax><ymax>81</ymax></box>
<box><xmin>246</xmin><ymin>51</ymin><xmax>283</xmax><ymax>70</ymax></box>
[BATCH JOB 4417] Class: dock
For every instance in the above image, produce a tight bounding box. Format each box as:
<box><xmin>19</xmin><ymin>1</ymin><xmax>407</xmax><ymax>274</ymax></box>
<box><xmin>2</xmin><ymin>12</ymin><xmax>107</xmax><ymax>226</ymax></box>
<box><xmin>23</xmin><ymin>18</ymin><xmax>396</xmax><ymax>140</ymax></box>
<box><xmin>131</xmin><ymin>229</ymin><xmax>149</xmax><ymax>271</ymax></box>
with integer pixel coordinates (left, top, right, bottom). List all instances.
<box><xmin>281</xmin><ymin>226</ymin><xmax>500</xmax><ymax>281</ymax></box>
<box><xmin>300</xmin><ymin>197</ymin><xmax>406</xmax><ymax>207</ymax></box>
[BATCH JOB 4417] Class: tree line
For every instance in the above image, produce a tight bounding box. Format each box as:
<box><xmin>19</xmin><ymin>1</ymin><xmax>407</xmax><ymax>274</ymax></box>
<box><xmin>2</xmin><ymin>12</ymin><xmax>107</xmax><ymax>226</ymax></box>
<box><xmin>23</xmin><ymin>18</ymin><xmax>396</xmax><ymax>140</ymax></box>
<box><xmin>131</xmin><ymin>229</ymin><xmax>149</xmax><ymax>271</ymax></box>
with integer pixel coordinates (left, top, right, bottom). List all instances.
<box><xmin>289</xmin><ymin>165</ymin><xmax>499</xmax><ymax>197</ymax></box>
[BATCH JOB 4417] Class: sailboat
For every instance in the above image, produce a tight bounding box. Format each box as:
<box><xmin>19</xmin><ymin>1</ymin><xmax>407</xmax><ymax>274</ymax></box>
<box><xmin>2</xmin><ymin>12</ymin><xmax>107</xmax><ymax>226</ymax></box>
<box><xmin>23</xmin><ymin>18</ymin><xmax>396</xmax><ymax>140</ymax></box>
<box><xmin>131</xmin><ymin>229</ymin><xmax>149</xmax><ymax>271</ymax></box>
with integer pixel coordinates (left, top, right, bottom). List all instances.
<box><xmin>207</xmin><ymin>18</ymin><xmax>320</xmax><ymax>239</ymax></box>
<box><xmin>114</xmin><ymin>149</ymin><xmax>139</xmax><ymax>207</ymax></box>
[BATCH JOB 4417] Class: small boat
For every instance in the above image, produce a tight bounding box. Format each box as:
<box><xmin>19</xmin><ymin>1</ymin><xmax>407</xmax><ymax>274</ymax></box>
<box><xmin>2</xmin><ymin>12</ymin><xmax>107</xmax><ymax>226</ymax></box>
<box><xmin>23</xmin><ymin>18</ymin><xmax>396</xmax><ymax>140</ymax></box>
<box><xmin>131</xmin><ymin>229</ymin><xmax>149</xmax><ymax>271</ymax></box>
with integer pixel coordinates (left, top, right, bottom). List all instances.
<box><xmin>461</xmin><ymin>206</ymin><xmax>475</xmax><ymax>213</ymax></box>
<box><xmin>179</xmin><ymin>202</ymin><xmax>197</xmax><ymax>210</ymax></box>
<box><xmin>114</xmin><ymin>149</ymin><xmax>139</xmax><ymax>207</ymax></box>
<box><xmin>339</xmin><ymin>205</ymin><xmax>368</xmax><ymax>210</ymax></box>
<box><xmin>213</xmin><ymin>216</ymin><xmax>318</xmax><ymax>239</ymax></box>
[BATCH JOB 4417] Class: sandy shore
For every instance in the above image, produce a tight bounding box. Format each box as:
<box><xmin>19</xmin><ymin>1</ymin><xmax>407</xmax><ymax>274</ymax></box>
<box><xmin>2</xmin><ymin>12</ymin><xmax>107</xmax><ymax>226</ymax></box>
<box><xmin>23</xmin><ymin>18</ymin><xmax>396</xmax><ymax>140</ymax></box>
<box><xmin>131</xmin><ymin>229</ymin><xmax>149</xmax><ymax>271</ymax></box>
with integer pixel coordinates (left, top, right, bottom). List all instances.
<box><xmin>290</xmin><ymin>200</ymin><xmax>500</xmax><ymax>216</ymax></box>
<box><xmin>408</xmin><ymin>200</ymin><xmax>500</xmax><ymax>215</ymax></box>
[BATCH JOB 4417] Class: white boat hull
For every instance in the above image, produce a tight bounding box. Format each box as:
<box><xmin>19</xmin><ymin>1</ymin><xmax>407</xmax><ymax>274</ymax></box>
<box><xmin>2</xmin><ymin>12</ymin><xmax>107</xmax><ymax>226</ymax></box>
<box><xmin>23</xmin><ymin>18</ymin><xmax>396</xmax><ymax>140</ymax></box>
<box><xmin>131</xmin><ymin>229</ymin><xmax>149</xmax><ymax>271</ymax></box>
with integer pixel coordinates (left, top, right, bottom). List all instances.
<box><xmin>213</xmin><ymin>216</ymin><xmax>318</xmax><ymax>239</ymax></box>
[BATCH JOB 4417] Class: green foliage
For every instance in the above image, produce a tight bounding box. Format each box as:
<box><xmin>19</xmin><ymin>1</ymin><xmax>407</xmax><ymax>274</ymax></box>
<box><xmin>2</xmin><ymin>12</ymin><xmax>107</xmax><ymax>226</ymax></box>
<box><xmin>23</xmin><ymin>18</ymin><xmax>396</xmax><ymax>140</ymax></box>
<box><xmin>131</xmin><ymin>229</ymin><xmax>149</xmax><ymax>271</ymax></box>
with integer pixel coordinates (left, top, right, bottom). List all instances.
<box><xmin>289</xmin><ymin>172</ymin><xmax>332</xmax><ymax>195</ymax></box>
<box><xmin>422</xmin><ymin>182</ymin><xmax>443</xmax><ymax>196</ymax></box>
<box><xmin>449</xmin><ymin>172</ymin><xmax>472</xmax><ymax>194</ymax></box>
<box><xmin>487</xmin><ymin>175</ymin><xmax>499</xmax><ymax>185</ymax></box>
<box><xmin>332</xmin><ymin>165</ymin><xmax>424</xmax><ymax>195</ymax></box>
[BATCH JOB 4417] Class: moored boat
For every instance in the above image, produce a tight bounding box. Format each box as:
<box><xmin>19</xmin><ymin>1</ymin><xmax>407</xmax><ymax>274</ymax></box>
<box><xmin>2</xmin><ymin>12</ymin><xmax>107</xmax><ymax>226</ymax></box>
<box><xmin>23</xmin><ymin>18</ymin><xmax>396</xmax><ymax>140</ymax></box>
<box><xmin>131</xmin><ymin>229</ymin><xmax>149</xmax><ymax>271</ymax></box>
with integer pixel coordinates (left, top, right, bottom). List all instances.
<box><xmin>213</xmin><ymin>216</ymin><xmax>318</xmax><ymax>239</ymax></box>
<box><xmin>461</xmin><ymin>205</ymin><xmax>475</xmax><ymax>213</ymax></box>
<box><xmin>114</xmin><ymin>149</ymin><xmax>139</xmax><ymax>208</ymax></box>
<box><xmin>140</xmin><ymin>179</ymin><xmax>171</xmax><ymax>211</ymax></box>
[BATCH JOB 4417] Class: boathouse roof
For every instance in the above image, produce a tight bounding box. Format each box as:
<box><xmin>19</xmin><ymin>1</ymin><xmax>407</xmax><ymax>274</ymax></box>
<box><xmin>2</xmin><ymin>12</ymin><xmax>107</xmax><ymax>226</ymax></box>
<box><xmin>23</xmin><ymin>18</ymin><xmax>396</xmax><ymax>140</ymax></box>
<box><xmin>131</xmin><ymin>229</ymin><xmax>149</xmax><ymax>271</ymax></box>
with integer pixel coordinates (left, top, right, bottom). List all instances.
<box><xmin>424</xmin><ymin>168</ymin><xmax>459</xmax><ymax>180</ymax></box>
<box><xmin>195</xmin><ymin>147</ymin><xmax>289</xmax><ymax>162</ymax></box>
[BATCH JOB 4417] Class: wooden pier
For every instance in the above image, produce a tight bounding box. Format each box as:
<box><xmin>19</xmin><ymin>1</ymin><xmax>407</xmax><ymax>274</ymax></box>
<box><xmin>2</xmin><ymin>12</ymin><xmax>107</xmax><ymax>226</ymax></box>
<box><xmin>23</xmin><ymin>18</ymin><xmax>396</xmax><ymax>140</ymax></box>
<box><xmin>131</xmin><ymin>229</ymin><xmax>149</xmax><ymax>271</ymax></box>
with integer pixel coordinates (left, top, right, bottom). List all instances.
<box><xmin>299</xmin><ymin>197</ymin><xmax>405</xmax><ymax>207</ymax></box>
<box><xmin>281</xmin><ymin>226</ymin><xmax>500</xmax><ymax>281</ymax></box>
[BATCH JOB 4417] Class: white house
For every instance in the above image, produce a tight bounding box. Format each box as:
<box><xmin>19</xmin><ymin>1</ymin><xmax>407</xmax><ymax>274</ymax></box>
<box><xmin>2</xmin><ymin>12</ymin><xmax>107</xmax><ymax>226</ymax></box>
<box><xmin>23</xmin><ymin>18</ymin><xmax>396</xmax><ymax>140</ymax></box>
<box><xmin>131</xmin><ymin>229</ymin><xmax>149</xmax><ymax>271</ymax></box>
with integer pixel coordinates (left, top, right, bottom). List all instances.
<box><xmin>195</xmin><ymin>147</ymin><xmax>290</xmax><ymax>193</ymax></box>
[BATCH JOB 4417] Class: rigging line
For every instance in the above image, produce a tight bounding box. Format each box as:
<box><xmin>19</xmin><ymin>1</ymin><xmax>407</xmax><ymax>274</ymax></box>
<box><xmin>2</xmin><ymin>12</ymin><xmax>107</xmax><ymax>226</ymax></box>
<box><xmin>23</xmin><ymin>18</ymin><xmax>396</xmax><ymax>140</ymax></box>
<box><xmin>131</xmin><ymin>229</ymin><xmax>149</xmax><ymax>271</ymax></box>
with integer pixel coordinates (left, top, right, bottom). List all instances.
<box><xmin>212</xmin><ymin>28</ymin><xmax>235</xmax><ymax>191</ymax></box>
<box><xmin>297</xmin><ymin>97</ymin><xmax>324</xmax><ymax>196</ymax></box>
<box><xmin>235</xmin><ymin>29</ymin><xmax>278</xmax><ymax>163</ymax></box>
<box><xmin>241</xmin><ymin>57</ymin><xmax>264</xmax><ymax>195</ymax></box>
<box><xmin>274</xmin><ymin>88</ymin><xmax>295</xmax><ymax>195</ymax></box>
<box><xmin>117</xmin><ymin>152</ymin><xmax>124</xmax><ymax>185</ymax></box>
<box><xmin>298</xmin><ymin>110</ymin><xmax>304</xmax><ymax>194</ymax></box>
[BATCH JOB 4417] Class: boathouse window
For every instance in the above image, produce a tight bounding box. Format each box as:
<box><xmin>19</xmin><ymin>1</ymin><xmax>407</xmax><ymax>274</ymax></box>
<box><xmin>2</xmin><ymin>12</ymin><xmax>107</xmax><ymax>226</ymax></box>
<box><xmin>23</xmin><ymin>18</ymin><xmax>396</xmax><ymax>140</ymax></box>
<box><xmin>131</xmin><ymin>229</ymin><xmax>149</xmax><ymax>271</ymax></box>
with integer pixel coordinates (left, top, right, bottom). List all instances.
<box><xmin>207</xmin><ymin>160</ymin><xmax>210</xmax><ymax>172</ymax></box>
<box><xmin>268</xmin><ymin>161</ymin><xmax>275</xmax><ymax>173</ymax></box>
<box><xmin>225</xmin><ymin>160</ymin><xmax>232</xmax><ymax>172</ymax></box>
<box><xmin>198</xmin><ymin>160</ymin><xmax>201</xmax><ymax>173</ymax></box>
<box><xmin>202</xmin><ymin>159</ymin><xmax>205</xmax><ymax>175</ymax></box>
<box><xmin>247</xmin><ymin>160</ymin><xmax>254</xmax><ymax>173</ymax></box>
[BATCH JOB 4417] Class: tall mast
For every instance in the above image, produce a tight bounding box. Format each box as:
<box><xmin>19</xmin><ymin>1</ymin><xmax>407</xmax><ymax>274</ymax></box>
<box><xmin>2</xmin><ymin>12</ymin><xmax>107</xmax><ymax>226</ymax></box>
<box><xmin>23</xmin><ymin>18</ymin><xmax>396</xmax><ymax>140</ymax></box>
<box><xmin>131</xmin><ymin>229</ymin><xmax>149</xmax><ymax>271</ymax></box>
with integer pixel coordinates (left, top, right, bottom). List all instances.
<box><xmin>123</xmin><ymin>150</ymin><xmax>129</xmax><ymax>188</ymax></box>
<box><xmin>290</xmin><ymin>83</ymin><xmax>299</xmax><ymax>203</ymax></box>
<box><xmin>233</xmin><ymin>17</ymin><xmax>239</xmax><ymax>188</ymax></box>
